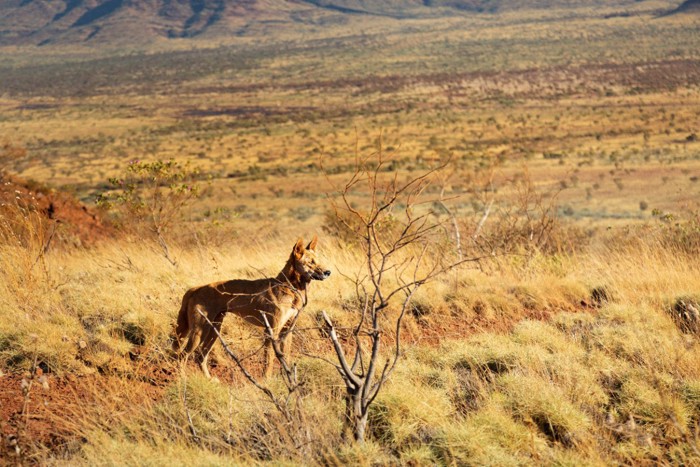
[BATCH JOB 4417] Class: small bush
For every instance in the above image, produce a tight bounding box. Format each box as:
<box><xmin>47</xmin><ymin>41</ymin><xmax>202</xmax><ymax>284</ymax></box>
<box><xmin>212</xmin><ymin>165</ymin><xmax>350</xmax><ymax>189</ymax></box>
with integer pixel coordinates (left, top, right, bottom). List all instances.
<box><xmin>96</xmin><ymin>159</ymin><xmax>205</xmax><ymax>263</ymax></box>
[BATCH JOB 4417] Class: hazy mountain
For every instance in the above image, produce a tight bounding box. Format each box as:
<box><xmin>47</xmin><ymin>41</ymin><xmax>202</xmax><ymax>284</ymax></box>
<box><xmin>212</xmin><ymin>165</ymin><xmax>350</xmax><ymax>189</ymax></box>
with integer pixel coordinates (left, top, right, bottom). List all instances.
<box><xmin>0</xmin><ymin>0</ymin><xmax>685</xmax><ymax>46</ymax></box>
<box><xmin>300</xmin><ymin>0</ymin><xmax>651</xmax><ymax>15</ymax></box>
<box><xmin>0</xmin><ymin>0</ymin><xmax>305</xmax><ymax>45</ymax></box>
<box><xmin>672</xmin><ymin>0</ymin><xmax>700</xmax><ymax>12</ymax></box>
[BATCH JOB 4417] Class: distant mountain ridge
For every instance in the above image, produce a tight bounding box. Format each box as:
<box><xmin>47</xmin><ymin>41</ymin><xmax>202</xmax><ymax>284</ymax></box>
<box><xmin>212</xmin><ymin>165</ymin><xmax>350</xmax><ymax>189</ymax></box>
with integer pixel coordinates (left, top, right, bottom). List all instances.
<box><xmin>299</xmin><ymin>0</ymin><xmax>648</xmax><ymax>15</ymax></box>
<box><xmin>672</xmin><ymin>0</ymin><xmax>700</xmax><ymax>12</ymax></box>
<box><xmin>0</xmin><ymin>0</ymin><xmax>293</xmax><ymax>45</ymax></box>
<box><xmin>0</xmin><ymin>0</ymin><xmax>688</xmax><ymax>47</ymax></box>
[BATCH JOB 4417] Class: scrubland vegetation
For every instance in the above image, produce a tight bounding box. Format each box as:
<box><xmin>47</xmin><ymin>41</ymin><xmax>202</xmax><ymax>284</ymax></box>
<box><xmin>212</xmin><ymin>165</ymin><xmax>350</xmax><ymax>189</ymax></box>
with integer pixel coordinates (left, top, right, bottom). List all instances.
<box><xmin>1</xmin><ymin>176</ymin><xmax>699</xmax><ymax>464</ymax></box>
<box><xmin>2</xmin><ymin>4</ymin><xmax>700</xmax><ymax>465</ymax></box>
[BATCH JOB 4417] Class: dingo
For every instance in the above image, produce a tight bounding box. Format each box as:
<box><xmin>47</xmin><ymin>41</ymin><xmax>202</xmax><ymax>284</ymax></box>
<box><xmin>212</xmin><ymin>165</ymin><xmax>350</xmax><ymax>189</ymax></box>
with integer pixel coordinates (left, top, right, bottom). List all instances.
<box><xmin>173</xmin><ymin>236</ymin><xmax>330</xmax><ymax>378</ymax></box>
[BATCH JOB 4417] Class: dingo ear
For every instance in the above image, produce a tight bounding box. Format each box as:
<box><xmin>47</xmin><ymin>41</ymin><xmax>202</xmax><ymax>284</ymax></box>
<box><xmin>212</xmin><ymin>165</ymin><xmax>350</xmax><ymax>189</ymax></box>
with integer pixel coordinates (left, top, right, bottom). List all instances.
<box><xmin>294</xmin><ymin>238</ymin><xmax>305</xmax><ymax>257</ymax></box>
<box><xmin>306</xmin><ymin>235</ymin><xmax>318</xmax><ymax>251</ymax></box>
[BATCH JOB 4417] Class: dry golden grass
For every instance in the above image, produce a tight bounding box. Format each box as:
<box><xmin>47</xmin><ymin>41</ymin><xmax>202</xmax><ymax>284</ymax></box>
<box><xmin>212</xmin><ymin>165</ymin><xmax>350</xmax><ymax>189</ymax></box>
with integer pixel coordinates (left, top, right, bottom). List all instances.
<box><xmin>1</xmin><ymin>209</ymin><xmax>699</xmax><ymax>463</ymax></box>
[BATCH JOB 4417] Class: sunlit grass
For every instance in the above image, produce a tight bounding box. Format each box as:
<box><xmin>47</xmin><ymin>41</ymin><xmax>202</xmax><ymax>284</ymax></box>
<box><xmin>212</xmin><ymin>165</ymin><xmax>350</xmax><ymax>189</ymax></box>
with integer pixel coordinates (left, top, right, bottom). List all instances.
<box><xmin>1</xmin><ymin>220</ymin><xmax>699</xmax><ymax>463</ymax></box>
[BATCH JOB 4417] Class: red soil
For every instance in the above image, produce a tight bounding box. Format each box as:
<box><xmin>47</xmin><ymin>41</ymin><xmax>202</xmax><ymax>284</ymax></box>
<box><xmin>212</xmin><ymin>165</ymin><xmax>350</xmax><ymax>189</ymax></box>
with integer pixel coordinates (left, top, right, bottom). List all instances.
<box><xmin>0</xmin><ymin>174</ymin><xmax>113</xmax><ymax>247</ymax></box>
<box><xmin>0</xmin><ymin>366</ymin><xmax>175</xmax><ymax>464</ymax></box>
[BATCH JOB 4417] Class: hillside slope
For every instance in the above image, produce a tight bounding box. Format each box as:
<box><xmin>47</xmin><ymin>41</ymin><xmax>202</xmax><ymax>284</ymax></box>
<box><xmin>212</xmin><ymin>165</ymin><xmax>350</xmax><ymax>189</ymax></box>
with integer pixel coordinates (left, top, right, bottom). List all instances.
<box><xmin>673</xmin><ymin>0</ymin><xmax>700</xmax><ymax>12</ymax></box>
<box><xmin>0</xmin><ymin>0</ymin><xmax>684</xmax><ymax>46</ymax></box>
<box><xmin>0</xmin><ymin>0</ymin><xmax>305</xmax><ymax>45</ymax></box>
<box><xmin>299</xmin><ymin>0</ymin><xmax>657</xmax><ymax>15</ymax></box>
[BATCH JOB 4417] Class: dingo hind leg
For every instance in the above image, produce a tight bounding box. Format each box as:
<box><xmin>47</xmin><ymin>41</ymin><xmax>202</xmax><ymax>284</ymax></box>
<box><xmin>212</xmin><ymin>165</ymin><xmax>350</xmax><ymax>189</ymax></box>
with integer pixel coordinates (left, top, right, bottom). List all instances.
<box><xmin>183</xmin><ymin>303</ymin><xmax>207</xmax><ymax>357</ymax></box>
<box><xmin>196</xmin><ymin>311</ymin><xmax>225</xmax><ymax>379</ymax></box>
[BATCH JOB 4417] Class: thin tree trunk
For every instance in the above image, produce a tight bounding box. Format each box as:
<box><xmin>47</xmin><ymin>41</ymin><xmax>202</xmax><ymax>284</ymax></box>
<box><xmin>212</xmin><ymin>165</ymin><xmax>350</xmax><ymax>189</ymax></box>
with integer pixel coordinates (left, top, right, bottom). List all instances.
<box><xmin>354</xmin><ymin>412</ymin><xmax>368</xmax><ymax>443</ymax></box>
<box><xmin>345</xmin><ymin>390</ymin><xmax>368</xmax><ymax>443</ymax></box>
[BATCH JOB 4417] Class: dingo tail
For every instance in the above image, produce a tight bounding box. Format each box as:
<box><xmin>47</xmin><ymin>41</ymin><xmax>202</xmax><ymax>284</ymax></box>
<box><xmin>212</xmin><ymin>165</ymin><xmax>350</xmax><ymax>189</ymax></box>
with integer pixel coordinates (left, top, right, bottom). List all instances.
<box><xmin>173</xmin><ymin>290</ymin><xmax>192</xmax><ymax>353</ymax></box>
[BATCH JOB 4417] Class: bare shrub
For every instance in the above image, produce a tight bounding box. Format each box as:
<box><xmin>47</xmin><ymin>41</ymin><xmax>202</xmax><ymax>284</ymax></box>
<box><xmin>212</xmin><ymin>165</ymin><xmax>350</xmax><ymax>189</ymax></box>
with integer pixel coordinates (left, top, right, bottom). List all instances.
<box><xmin>431</xmin><ymin>165</ymin><xmax>587</xmax><ymax>262</ymax></box>
<box><xmin>610</xmin><ymin>208</ymin><xmax>700</xmax><ymax>255</ymax></box>
<box><xmin>471</xmin><ymin>170</ymin><xmax>586</xmax><ymax>256</ymax></box>
<box><xmin>657</xmin><ymin>209</ymin><xmax>700</xmax><ymax>255</ymax></box>
<box><xmin>320</xmin><ymin>142</ymin><xmax>477</xmax><ymax>443</ymax></box>
<box><xmin>96</xmin><ymin>159</ymin><xmax>203</xmax><ymax>265</ymax></box>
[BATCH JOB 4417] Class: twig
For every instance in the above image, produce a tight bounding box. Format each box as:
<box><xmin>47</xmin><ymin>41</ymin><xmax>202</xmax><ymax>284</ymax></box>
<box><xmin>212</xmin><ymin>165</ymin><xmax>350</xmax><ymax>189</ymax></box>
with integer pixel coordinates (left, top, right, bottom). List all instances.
<box><xmin>31</xmin><ymin>220</ymin><xmax>56</xmax><ymax>272</ymax></box>
<box><xmin>321</xmin><ymin>311</ymin><xmax>361</xmax><ymax>389</ymax></box>
<box><xmin>181</xmin><ymin>377</ymin><xmax>201</xmax><ymax>445</ymax></box>
<box><xmin>473</xmin><ymin>198</ymin><xmax>494</xmax><ymax>241</ymax></box>
<box><xmin>438</xmin><ymin>187</ymin><xmax>463</xmax><ymax>261</ymax></box>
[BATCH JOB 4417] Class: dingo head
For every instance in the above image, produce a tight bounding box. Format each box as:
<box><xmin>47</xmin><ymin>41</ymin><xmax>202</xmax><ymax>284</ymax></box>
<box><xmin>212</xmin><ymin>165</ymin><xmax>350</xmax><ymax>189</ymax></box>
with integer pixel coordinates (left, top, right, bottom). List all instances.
<box><xmin>293</xmin><ymin>235</ymin><xmax>331</xmax><ymax>282</ymax></box>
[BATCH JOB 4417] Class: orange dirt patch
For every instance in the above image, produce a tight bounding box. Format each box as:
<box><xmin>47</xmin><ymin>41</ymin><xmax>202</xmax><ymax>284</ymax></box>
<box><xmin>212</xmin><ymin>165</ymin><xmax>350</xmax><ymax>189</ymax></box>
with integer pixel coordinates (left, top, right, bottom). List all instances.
<box><xmin>0</xmin><ymin>174</ymin><xmax>113</xmax><ymax>247</ymax></box>
<box><xmin>0</xmin><ymin>366</ymin><xmax>173</xmax><ymax>463</ymax></box>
